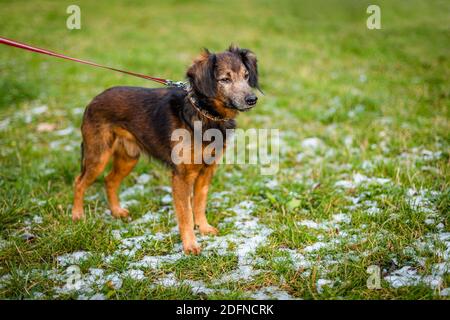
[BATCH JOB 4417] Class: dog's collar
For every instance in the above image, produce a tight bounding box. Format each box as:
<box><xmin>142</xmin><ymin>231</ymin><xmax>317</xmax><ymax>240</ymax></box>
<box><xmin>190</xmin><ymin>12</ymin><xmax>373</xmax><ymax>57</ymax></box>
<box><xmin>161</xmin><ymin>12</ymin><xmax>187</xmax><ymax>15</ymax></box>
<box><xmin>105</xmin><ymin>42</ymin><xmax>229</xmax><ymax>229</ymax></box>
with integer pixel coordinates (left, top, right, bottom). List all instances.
<box><xmin>187</xmin><ymin>92</ymin><xmax>232</xmax><ymax>122</ymax></box>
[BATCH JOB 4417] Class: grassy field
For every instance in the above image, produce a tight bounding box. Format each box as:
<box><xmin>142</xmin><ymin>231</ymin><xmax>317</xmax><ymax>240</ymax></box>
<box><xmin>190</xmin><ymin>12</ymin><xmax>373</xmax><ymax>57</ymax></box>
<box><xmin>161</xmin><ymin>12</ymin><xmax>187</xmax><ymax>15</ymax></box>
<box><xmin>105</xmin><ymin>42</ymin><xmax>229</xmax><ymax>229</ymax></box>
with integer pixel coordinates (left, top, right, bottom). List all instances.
<box><xmin>0</xmin><ymin>0</ymin><xmax>449</xmax><ymax>300</ymax></box>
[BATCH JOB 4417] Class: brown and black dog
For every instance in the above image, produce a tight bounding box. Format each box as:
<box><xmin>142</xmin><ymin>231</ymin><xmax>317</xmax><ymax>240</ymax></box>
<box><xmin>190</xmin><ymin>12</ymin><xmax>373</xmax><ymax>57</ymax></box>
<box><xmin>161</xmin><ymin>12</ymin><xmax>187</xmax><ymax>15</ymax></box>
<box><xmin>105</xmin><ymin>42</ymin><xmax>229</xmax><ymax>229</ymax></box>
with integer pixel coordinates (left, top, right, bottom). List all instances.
<box><xmin>72</xmin><ymin>45</ymin><xmax>259</xmax><ymax>254</ymax></box>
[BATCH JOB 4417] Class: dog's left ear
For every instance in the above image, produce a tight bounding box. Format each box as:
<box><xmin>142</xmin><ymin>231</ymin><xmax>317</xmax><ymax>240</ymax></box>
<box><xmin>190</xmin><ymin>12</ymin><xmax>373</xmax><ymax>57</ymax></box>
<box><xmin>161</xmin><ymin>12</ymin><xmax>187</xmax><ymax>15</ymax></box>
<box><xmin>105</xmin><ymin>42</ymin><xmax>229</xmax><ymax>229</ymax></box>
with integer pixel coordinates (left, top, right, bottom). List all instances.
<box><xmin>228</xmin><ymin>45</ymin><xmax>260</xmax><ymax>91</ymax></box>
<box><xmin>186</xmin><ymin>49</ymin><xmax>217</xmax><ymax>97</ymax></box>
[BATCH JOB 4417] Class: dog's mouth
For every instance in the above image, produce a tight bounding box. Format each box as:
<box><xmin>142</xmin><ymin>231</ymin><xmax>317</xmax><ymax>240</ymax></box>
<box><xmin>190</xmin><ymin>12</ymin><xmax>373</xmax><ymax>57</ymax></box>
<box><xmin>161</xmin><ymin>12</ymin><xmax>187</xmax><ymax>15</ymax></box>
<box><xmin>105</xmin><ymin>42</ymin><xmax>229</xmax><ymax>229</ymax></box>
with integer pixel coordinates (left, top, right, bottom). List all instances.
<box><xmin>228</xmin><ymin>100</ymin><xmax>256</xmax><ymax>111</ymax></box>
<box><xmin>238</xmin><ymin>105</ymin><xmax>255</xmax><ymax>112</ymax></box>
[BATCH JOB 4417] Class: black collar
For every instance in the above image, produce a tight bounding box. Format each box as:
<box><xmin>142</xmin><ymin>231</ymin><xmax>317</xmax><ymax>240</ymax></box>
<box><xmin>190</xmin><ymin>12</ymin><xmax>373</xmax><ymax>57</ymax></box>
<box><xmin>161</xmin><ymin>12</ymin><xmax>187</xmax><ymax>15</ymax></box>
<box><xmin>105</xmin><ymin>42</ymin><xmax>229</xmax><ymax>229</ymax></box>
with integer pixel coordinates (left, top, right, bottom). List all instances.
<box><xmin>186</xmin><ymin>91</ymin><xmax>233</xmax><ymax>122</ymax></box>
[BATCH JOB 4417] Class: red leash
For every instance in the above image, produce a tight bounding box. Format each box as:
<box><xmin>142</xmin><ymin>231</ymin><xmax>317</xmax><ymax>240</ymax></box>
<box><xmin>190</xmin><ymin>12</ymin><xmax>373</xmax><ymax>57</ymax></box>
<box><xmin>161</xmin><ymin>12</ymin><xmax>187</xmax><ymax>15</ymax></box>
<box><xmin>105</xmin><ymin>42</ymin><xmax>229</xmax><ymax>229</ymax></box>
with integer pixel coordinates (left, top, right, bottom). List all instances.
<box><xmin>0</xmin><ymin>36</ymin><xmax>185</xmax><ymax>88</ymax></box>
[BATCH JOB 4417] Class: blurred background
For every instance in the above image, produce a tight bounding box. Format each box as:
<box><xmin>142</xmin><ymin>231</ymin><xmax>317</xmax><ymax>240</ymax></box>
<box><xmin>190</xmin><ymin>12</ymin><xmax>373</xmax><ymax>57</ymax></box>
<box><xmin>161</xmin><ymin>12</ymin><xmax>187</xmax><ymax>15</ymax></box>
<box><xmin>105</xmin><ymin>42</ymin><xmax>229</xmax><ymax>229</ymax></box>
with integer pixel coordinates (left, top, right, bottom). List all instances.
<box><xmin>1</xmin><ymin>0</ymin><xmax>448</xmax><ymax>125</ymax></box>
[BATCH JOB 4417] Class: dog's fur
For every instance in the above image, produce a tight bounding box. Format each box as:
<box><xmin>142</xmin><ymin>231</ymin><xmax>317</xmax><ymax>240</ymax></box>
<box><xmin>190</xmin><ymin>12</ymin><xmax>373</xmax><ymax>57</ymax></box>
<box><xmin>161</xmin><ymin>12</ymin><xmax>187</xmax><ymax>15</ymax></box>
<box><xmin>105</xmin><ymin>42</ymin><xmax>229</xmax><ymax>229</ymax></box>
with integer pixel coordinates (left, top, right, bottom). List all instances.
<box><xmin>72</xmin><ymin>45</ymin><xmax>259</xmax><ymax>254</ymax></box>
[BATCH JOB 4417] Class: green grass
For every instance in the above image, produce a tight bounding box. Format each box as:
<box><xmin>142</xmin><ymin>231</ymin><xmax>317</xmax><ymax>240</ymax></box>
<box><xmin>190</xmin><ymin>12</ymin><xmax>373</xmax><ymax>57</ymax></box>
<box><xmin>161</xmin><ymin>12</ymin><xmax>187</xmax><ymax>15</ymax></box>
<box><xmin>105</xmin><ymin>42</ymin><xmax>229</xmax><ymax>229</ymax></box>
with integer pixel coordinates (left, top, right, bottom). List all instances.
<box><xmin>0</xmin><ymin>0</ymin><xmax>449</xmax><ymax>300</ymax></box>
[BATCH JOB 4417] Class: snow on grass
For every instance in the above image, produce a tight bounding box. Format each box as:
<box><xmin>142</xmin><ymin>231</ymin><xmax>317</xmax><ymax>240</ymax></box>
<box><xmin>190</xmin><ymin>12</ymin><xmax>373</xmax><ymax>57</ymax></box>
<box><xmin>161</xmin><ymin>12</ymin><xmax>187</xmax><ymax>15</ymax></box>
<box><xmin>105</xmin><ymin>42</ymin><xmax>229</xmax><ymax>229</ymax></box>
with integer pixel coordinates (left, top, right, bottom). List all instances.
<box><xmin>123</xmin><ymin>269</ymin><xmax>145</xmax><ymax>280</ymax></box>
<box><xmin>332</xmin><ymin>213</ymin><xmax>351</xmax><ymax>224</ymax></box>
<box><xmin>117</xmin><ymin>232</ymin><xmax>169</xmax><ymax>258</ymax></box>
<box><xmin>56</xmin><ymin>251</ymin><xmax>92</xmax><ymax>267</ymax></box>
<box><xmin>130</xmin><ymin>252</ymin><xmax>184</xmax><ymax>269</ymax></box>
<box><xmin>297</xmin><ymin>213</ymin><xmax>351</xmax><ymax>231</ymax></box>
<box><xmin>54</xmin><ymin>126</ymin><xmax>75</xmax><ymax>136</ymax></box>
<box><xmin>303</xmin><ymin>242</ymin><xmax>329</xmax><ymax>253</ymax></box>
<box><xmin>301</xmin><ymin>137</ymin><xmax>324</xmax><ymax>151</ymax></box>
<box><xmin>120</xmin><ymin>184</ymin><xmax>145</xmax><ymax>199</ymax></box>
<box><xmin>400</xmin><ymin>147</ymin><xmax>444</xmax><ymax>162</ymax></box>
<box><xmin>98</xmin><ymin>199</ymin><xmax>293</xmax><ymax>299</ymax></box>
<box><xmin>251</xmin><ymin>286</ymin><xmax>296</xmax><ymax>300</ymax></box>
<box><xmin>384</xmin><ymin>189</ymin><xmax>448</xmax><ymax>294</ymax></box>
<box><xmin>384</xmin><ymin>266</ymin><xmax>443</xmax><ymax>289</ymax></box>
<box><xmin>406</xmin><ymin>188</ymin><xmax>439</xmax><ymax>215</ymax></box>
<box><xmin>316</xmin><ymin>279</ymin><xmax>334</xmax><ymax>294</ymax></box>
<box><xmin>297</xmin><ymin>220</ymin><xmax>329</xmax><ymax>230</ymax></box>
<box><xmin>131</xmin><ymin>211</ymin><xmax>162</xmax><ymax>225</ymax></box>
<box><xmin>54</xmin><ymin>267</ymin><xmax>123</xmax><ymax>297</ymax></box>
<box><xmin>153</xmin><ymin>273</ymin><xmax>216</xmax><ymax>295</ymax></box>
<box><xmin>335</xmin><ymin>173</ymin><xmax>390</xmax><ymax>189</ymax></box>
<box><xmin>277</xmin><ymin>248</ymin><xmax>311</xmax><ymax>270</ymax></box>
<box><xmin>161</xmin><ymin>194</ymin><xmax>173</xmax><ymax>204</ymax></box>
<box><xmin>0</xmin><ymin>274</ymin><xmax>12</xmax><ymax>289</ymax></box>
<box><xmin>136</xmin><ymin>173</ymin><xmax>151</xmax><ymax>184</ymax></box>
<box><xmin>0</xmin><ymin>118</ymin><xmax>10</xmax><ymax>131</ymax></box>
<box><xmin>4</xmin><ymin>154</ymin><xmax>446</xmax><ymax>299</ymax></box>
<box><xmin>30</xmin><ymin>105</ymin><xmax>48</xmax><ymax>115</ymax></box>
<box><xmin>207</xmin><ymin>200</ymin><xmax>273</xmax><ymax>283</ymax></box>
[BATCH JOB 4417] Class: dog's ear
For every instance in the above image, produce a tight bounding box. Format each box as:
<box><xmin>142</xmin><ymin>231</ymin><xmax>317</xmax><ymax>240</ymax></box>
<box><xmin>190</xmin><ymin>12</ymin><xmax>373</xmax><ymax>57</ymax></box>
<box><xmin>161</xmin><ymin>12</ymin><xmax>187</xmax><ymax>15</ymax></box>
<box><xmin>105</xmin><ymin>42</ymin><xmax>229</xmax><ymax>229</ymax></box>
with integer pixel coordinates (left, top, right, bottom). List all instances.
<box><xmin>186</xmin><ymin>49</ymin><xmax>216</xmax><ymax>97</ymax></box>
<box><xmin>228</xmin><ymin>44</ymin><xmax>259</xmax><ymax>90</ymax></box>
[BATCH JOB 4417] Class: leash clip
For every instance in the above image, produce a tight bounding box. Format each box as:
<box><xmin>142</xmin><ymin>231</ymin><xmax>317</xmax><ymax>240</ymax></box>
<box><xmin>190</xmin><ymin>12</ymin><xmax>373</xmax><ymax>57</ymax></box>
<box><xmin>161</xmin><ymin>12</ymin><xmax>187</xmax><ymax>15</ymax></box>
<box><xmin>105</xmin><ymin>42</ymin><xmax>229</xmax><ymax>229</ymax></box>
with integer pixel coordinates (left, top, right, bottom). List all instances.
<box><xmin>165</xmin><ymin>80</ymin><xmax>187</xmax><ymax>89</ymax></box>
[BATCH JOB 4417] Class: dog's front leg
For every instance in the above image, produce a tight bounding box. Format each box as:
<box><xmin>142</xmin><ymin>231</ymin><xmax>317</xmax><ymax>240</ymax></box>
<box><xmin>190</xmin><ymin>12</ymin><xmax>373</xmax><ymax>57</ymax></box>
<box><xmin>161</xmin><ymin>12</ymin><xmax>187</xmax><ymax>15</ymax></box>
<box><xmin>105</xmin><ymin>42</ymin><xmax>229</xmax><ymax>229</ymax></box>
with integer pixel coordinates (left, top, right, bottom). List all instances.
<box><xmin>172</xmin><ymin>171</ymin><xmax>201</xmax><ymax>255</ymax></box>
<box><xmin>193</xmin><ymin>165</ymin><xmax>218</xmax><ymax>235</ymax></box>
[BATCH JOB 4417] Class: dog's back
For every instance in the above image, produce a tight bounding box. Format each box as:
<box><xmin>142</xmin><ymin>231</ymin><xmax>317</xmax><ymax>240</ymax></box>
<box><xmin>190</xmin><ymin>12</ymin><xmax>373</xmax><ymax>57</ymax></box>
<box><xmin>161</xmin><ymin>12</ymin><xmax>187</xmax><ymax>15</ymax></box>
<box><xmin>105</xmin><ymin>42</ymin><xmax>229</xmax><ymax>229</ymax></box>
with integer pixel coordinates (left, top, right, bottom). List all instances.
<box><xmin>82</xmin><ymin>86</ymin><xmax>186</xmax><ymax>165</ymax></box>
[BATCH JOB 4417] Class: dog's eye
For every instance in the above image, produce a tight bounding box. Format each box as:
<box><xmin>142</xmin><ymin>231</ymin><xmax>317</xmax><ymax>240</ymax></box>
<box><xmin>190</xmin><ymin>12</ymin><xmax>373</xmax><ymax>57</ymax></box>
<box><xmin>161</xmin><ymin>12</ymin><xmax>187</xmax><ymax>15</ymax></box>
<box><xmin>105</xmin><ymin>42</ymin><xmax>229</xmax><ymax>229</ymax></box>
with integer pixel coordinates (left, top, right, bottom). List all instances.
<box><xmin>244</xmin><ymin>73</ymin><xmax>249</xmax><ymax>80</ymax></box>
<box><xmin>219</xmin><ymin>78</ymin><xmax>231</xmax><ymax>83</ymax></box>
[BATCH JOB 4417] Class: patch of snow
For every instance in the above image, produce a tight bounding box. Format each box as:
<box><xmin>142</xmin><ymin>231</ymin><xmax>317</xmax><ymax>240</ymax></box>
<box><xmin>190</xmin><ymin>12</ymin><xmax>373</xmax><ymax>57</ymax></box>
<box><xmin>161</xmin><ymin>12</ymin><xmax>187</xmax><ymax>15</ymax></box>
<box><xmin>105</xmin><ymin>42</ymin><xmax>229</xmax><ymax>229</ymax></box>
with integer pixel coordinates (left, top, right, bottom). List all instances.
<box><xmin>332</xmin><ymin>213</ymin><xmax>351</xmax><ymax>224</ymax></box>
<box><xmin>335</xmin><ymin>173</ymin><xmax>390</xmax><ymax>189</ymax></box>
<box><xmin>89</xmin><ymin>293</ymin><xmax>106</xmax><ymax>300</ymax></box>
<box><xmin>131</xmin><ymin>211</ymin><xmax>161</xmax><ymax>225</ymax></box>
<box><xmin>123</xmin><ymin>269</ymin><xmax>145</xmax><ymax>280</ymax></box>
<box><xmin>130</xmin><ymin>252</ymin><xmax>184</xmax><ymax>269</ymax></box>
<box><xmin>304</xmin><ymin>242</ymin><xmax>328</xmax><ymax>253</ymax></box>
<box><xmin>317</xmin><ymin>279</ymin><xmax>333</xmax><ymax>294</ymax></box>
<box><xmin>31</xmin><ymin>105</ymin><xmax>48</xmax><ymax>115</ymax></box>
<box><xmin>384</xmin><ymin>266</ymin><xmax>442</xmax><ymax>289</ymax></box>
<box><xmin>296</xmin><ymin>152</ymin><xmax>305</xmax><ymax>162</ymax></box>
<box><xmin>136</xmin><ymin>174</ymin><xmax>151</xmax><ymax>184</ymax></box>
<box><xmin>440</xmin><ymin>288</ymin><xmax>450</xmax><ymax>296</ymax></box>
<box><xmin>56</xmin><ymin>251</ymin><xmax>91</xmax><ymax>266</ymax></box>
<box><xmin>120</xmin><ymin>185</ymin><xmax>145</xmax><ymax>199</ymax></box>
<box><xmin>266</xmin><ymin>179</ymin><xmax>278</xmax><ymax>189</ymax></box>
<box><xmin>117</xmin><ymin>232</ymin><xmax>169</xmax><ymax>258</ymax></box>
<box><xmin>297</xmin><ymin>220</ymin><xmax>329</xmax><ymax>231</ymax></box>
<box><xmin>207</xmin><ymin>200</ymin><xmax>273</xmax><ymax>284</ymax></box>
<box><xmin>251</xmin><ymin>286</ymin><xmax>296</xmax><ymax>300</ymax></box>
<box><xmin>121</xmin><ymin>199</ymin><xmax>139</xmax><ymax>209</ymax></box>
<box><xmin>0</xmin><ymin>118</ymin><xmax>11</xmax><ymax>131</ymax></box>
<box><xmin>161</xmin><ymin>194</ymin><xmax>172</xmax><ymax>204</ymax></box>
<box><xmin>33</xmin><ymin>215</ymin><xmax>43</xmax><ymax>224</ymax></box>
<box><xmin>0</xmin><ymin>274</ymin><xmax>12</xmax><ymax>289</ymax></box>
<box><xmin>55</xmin><ymin>126</ymin><xmax>75</xmax><ymax>136</ymax></box>
<box><xmin>406</xmin><ymin>188</ymin><xmax>439</xmax><ymax>214</ymax></box>
<box><xmin>301</xmin><ymin>137</ymin><xmax>324</xmax><ymax>151</ymax></box>
<box><xmin>278</xmin><ymin>248</ymin><xmax>311</xmax><ymax>270</ymax></box>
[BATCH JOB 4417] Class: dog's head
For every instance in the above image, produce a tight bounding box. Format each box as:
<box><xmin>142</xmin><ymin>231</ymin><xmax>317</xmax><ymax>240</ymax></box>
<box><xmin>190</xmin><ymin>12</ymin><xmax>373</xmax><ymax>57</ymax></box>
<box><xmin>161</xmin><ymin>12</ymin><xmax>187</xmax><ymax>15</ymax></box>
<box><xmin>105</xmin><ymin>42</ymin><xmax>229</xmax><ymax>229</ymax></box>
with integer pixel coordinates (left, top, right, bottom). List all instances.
<box><xmin>186</xmin><ymin>45</ymin><xmax>260</xmax><ymax>112</ymax></box>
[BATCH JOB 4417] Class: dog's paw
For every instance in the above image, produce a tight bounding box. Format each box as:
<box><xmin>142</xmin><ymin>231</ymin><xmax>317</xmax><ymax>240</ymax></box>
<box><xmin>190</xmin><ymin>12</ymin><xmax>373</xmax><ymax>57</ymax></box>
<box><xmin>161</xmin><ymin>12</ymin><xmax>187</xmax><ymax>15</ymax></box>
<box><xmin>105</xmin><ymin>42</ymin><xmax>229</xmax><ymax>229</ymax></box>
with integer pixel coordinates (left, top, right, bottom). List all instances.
<box><xmin>72</xmin><ymin>209</ymin><xmax>85</xmax><ymax>222</ymax></box>
<box><xmin>111</xmin><ymin>207</ymin><xmax>129</xmax><ymax>219</ymax></box>
<box><xmin>199</xmin><ymin>224</ymin><xmax>219</xmax><ymax>236</ymax></box>
<box><xmin>183</xmin><ymin>242</ymin><xmax>202</xmax><ymax>255</ymax></box>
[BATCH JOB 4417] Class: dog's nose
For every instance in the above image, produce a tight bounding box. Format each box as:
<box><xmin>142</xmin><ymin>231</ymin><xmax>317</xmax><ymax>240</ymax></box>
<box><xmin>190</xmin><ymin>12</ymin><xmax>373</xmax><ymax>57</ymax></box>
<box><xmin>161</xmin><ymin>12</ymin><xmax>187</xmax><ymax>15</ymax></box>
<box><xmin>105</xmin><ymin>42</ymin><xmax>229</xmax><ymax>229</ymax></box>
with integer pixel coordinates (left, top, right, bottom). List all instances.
<box><xmin>245</xmin><ymin>95</ymin><xmax>258</xmax><ymax>106</ymax></box>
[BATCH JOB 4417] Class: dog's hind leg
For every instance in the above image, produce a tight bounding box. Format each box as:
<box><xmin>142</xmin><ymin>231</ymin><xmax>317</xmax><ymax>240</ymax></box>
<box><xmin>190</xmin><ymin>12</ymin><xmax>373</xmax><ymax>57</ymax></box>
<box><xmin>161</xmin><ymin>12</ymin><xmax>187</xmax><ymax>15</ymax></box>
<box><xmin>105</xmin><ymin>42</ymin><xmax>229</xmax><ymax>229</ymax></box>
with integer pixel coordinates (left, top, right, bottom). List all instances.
<box><xmin>72</xmin><ymin>126</ymin><xmax>113</xmax><ymax>221</ymax></box>
<box><xmin>105</xmin><ymin>137</ymin><xmax>140</xmax><ymax>219</ymax></box>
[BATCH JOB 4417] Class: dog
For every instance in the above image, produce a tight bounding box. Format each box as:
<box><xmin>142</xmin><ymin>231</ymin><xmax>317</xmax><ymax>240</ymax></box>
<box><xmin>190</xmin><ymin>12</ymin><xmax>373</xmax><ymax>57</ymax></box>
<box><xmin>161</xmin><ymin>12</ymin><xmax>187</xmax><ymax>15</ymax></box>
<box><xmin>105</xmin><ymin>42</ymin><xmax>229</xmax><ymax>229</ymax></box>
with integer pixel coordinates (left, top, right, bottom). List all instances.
<box><xmin>71</xmin><ymin>45</ymin><xmax>259</xmax><ymax>254</ymax></box>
